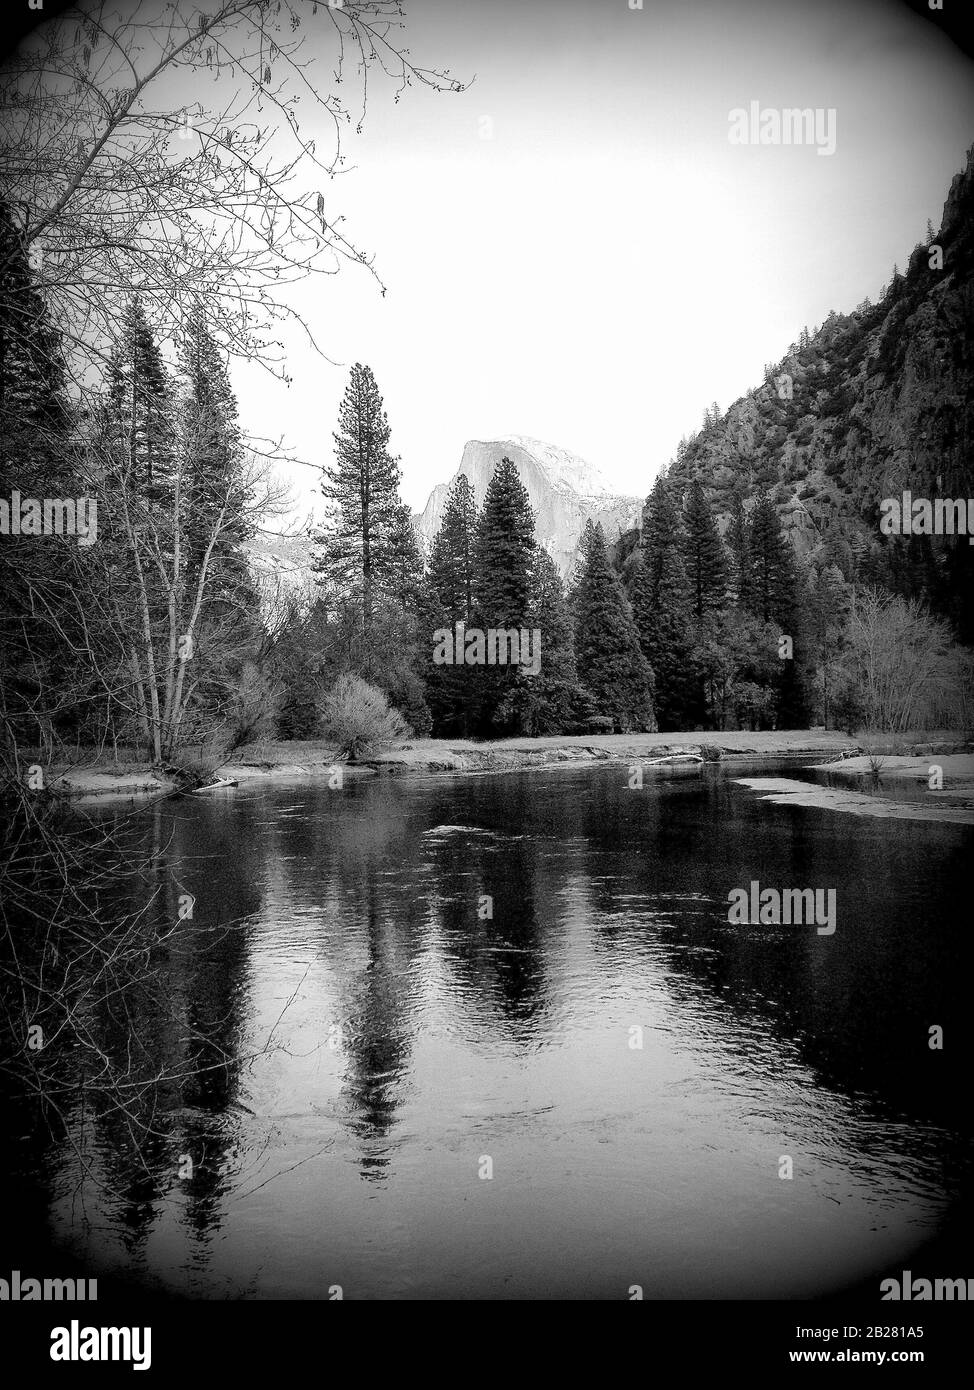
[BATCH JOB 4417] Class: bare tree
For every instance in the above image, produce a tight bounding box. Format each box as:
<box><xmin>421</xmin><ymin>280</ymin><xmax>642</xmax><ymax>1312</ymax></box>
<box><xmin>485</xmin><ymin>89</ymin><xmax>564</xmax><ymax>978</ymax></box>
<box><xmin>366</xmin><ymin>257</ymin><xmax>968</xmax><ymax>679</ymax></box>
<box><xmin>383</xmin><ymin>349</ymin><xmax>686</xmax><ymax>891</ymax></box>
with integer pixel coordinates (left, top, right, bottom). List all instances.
<box><xmin>0</xmin><ymin>0</ymin><xmax>466</xmax><ymax>390</ymax></box>
<box><xmin>841</xmin><ymin>587</ymin><xmax>974</xmax><ymax>732</ymax></box>
<box><xmin>100</xmin><ymin>436</ymin><xmax>290</xmax><ymax>762</ymax></box>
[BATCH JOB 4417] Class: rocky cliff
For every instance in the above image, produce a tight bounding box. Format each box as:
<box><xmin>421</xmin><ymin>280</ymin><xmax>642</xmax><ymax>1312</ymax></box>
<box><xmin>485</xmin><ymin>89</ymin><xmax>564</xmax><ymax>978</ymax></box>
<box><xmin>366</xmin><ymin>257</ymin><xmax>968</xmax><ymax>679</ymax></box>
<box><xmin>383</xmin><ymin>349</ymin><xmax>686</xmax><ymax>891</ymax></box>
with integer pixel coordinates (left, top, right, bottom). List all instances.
<box><xmin>667</xmin><ymin>145</ymin><xmax>974</xmax><ymax>634</ymax></box>
<box><xmin>415</xmin><ymin>436</ymin><xmax>641</xmax><ymax>577</ymax></box>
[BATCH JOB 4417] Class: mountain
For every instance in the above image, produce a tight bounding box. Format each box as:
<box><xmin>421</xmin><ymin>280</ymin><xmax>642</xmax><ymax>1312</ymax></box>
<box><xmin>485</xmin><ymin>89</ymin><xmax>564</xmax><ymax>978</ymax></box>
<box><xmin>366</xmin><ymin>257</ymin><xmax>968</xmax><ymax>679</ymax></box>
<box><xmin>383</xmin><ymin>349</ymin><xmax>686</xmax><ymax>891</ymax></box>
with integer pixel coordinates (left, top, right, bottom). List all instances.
<box><xmin>244</xmin><ymin>527</ymin><xmax>314</xmax><ymax>600</ymax></box>
<box><xmin>415</xmin><ymin>436</ymin><xmax>641</xmax><ymax>577</ymax></box>
<box><xmin>667</xmin><ymin>146</ymin><xmax>974</xmax><ymax>639</ymax></box>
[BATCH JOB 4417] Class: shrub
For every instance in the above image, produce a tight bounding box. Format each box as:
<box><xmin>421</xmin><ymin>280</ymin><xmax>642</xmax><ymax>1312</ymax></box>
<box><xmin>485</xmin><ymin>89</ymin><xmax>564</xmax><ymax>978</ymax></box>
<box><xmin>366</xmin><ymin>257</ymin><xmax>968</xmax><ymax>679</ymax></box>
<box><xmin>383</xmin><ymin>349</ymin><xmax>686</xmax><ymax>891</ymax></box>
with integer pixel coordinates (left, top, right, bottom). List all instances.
<box><xmin>226</xmin><ymin>661</ymin><xmax>286</xmax><ymax>751</ymax></box>
<box><xmin>316</xmin><ymin>673</ymin><xmax>410</xmax><ymax>760</ymax></box>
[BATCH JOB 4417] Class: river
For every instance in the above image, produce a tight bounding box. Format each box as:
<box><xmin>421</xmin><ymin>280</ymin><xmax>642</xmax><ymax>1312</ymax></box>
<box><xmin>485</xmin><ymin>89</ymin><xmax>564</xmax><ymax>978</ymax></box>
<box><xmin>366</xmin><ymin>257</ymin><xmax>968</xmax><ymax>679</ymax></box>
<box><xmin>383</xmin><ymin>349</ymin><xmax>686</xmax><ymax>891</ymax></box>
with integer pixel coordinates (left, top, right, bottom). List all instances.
<box><xmin>13</xmin><ymin>759</ymin><xmax>972</xmax><ymax>1299</ymax></box>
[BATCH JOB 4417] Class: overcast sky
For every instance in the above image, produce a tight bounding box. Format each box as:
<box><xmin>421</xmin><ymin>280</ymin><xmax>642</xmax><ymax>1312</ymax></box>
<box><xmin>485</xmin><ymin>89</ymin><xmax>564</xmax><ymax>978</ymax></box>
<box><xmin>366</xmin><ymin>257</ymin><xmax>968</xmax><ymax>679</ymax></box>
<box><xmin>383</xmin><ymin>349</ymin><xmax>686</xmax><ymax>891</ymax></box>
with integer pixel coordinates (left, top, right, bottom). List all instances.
<box><xmin>220</xmin><ymin>0</ymin><xmax>974</xmax><ymax>516</ymax></box>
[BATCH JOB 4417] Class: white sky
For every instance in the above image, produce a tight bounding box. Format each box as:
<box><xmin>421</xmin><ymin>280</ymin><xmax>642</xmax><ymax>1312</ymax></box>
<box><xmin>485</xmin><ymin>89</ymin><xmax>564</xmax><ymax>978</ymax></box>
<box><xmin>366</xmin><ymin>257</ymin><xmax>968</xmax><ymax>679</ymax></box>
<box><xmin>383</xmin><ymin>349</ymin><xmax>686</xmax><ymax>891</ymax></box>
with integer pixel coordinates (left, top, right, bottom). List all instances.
<box><xmin>222</xmin><ymin>0</ymin><xmax>974</xmax><ymax>519</ymax></box>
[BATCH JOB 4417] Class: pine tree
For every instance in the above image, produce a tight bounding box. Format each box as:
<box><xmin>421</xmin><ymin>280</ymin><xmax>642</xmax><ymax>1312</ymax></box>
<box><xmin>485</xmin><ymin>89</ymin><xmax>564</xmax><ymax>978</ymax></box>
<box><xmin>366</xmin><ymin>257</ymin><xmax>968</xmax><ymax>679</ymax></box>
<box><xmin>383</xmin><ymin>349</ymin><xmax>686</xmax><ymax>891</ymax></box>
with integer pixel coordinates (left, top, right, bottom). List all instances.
<box><xmin>0</xmin><ymin>201</ymin><xmax>81</xmax><ymax>748</ymax></box>
<box><xmin>428</xmin><ymin>473</ymin><xmax>477</xmax><ymax>624</ymax></box>
<box><xmin>630</xmin><ymin>475</ymin><xmax>697</xmax><ymax>729</ymax></box>
<box><xmin>470</xmin><ymin>455</ymin><xmax>536</xmax><ymax>732</ymax></box>
<box><xmin>473</xmin><ymin>455</ymin><xmax>535</xmax><ymax>627</ymax></box>
<box><xmin>385</xmin><ymin>505</ymin><xmax>426</xmax><ymax>614</ymax></box>
<box><xmin>629</xmin><ymin>548</ymin><xmax>697</xmax><ymax>731</ymax></box>
<box><xmin>100</xmin><ymin>297</ymin><xmax>176</xmax><ymax>503</ymax></box>
<box><xmin>313</xmin><ymin>363</ymin><xmax>404</xmax><ymax>637</ymax></box>
<box><xmin>726</xmin><ymin>493</ymin><xmax>752</xmax><ymax>610</ymax></box>
<box><xmin>682</xmin><ymin>478</ymin><xmax>727</xmax><ymax>626</ymax></box>
<box><xmin>745</xmin><ymin>495</ymin><xmax>812</xmax><ymax>726</ymax></box>
<box><xmin>496</xmin><ymin>548</ymin><xmax>588</xmax><ymax>735</ymax></box>
<box><xmin>573</xmin><ymin>521</ymin><xmax>655</xmax><ymax>732</ymax></box>
<box><xmin>807</xmin><ymin>562</ymin><xmax>850</xmax><ymax>727</ymax></box>
<box><xmin>746</xmin><ymin>495</ymin><xmax>795</xmax><ymax>625</ymax></box>
<box><xmin>179</xmin><ymin>309</ymin><xmax>249</xmax><ymax>580</ymax></box>
<box><xmin>426</xmin><ymin>474</ymin><xmax>478</xmax><ymax>735</ymax></box>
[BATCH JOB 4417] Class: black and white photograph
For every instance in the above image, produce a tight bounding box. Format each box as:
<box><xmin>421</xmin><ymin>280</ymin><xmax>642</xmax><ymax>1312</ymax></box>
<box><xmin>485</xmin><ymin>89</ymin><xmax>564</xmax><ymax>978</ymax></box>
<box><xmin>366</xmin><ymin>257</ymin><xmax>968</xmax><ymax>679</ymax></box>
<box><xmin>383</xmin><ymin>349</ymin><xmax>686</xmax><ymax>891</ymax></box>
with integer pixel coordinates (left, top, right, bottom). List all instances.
<box><xmin>1</xmin><ymin>0</ymin><xmax>972</xmax><ymax>1359</ymax></box>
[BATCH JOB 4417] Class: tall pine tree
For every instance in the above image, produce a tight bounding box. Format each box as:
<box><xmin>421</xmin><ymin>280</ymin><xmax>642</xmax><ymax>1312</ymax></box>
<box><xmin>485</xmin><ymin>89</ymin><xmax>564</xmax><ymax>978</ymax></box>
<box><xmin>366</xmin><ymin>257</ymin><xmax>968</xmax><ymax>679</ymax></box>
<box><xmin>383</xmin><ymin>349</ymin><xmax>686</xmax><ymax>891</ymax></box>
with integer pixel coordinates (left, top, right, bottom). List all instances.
<box><xmin>0</xmin><ymin>201</ymin><xmax>81</xmax><ymax>749</ymax></box>
<box><xmin>471</xmin><ymin>455</ymin><xmax>536</xmax><ymax>733</ymax></box>
<box><xmin>497</xmin><ymin>548</ymin><xmax>589</xmax><ymax>735</ymax></box>
<box><xmin>630</xmin><ymin>475</ymin><xmax>697</xmax><ymax>729</ymax></box>
<box><xmin>179</xmin><ymin>309</ymin><xmax>250</xmax><ymax>586</ymax></box>
<box><xmin>427</xmin><ymin>474</ymin><xmax>478</xmax><ymax>734</ymax></box>
<box><xmin>726</xmin><ymin>492</ymin><xmax>752</xmax><ymax>610</ymax></box>
<box><xmin>746</xmin><ymin>495</ymin><xmax>795</xmax><ymax>625</ymax></box>
<box><xmin>428</xmin><ymin>474</ymin><xmax>477</xmax><ymax>624</ymax></box>
<box><xmin>682</xmin><ymin>478</ymin><xmax>727</xmax><ymax>625</ymax></box>
<box><xmin>313</xmin><ymin>363</ymin><xmax>404</xmax><ymax>644</ymax></box>
<box><xmin>100</xmin><ymin>298</ymin><xmax>176</xmax><ymax>504</ymax></box>
<box><xmin>745</xmin><ymin>495</ymin><xmax>811</xmax><ymax>726</ymax></box>
<box><xmin>573</xmin><ymin>521</ymin><xmax>655</xmax><ymax>732</ymax></box>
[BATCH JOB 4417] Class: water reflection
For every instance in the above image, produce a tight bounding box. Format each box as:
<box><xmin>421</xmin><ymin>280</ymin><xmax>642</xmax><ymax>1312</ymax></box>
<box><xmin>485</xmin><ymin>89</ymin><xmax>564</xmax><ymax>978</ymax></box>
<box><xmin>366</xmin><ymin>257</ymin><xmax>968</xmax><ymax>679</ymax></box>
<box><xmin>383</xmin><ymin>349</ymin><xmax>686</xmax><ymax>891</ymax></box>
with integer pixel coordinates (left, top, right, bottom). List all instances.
<box><xmin>8</xmin><ymin>760</ymin><xmax>972</xmax><ymax>1298</ymax></box>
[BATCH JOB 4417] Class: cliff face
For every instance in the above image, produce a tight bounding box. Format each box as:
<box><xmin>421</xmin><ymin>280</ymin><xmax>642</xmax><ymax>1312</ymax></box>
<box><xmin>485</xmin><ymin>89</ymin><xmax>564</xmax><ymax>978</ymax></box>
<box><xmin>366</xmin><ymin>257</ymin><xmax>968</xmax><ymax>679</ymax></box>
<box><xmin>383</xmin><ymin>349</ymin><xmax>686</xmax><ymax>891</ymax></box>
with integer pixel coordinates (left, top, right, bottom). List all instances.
<box><xmin>668</xmin><ymin>148</ymin><xmax>974</xmax><ymax>577</ymax></box>
<box><xmin>415</xmin><ymin>436</ymin><xmax>641</xmax><ymax>577</ymax></box>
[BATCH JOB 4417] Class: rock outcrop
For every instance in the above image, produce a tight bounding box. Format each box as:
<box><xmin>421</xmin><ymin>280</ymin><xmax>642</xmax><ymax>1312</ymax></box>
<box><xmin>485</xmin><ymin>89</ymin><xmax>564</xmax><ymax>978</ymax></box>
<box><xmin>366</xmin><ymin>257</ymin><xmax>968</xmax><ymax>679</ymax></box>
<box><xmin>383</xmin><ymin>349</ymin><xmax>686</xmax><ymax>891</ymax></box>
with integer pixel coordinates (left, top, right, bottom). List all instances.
<box><xmin>667</xmin><ymin>144</ymin><xmax>974</xmax><ymax>638</ymax></box>
<box><xmin>415</xmin><ymin>436</ymin><xmax>640</xmax><ymax>577</ymax></box>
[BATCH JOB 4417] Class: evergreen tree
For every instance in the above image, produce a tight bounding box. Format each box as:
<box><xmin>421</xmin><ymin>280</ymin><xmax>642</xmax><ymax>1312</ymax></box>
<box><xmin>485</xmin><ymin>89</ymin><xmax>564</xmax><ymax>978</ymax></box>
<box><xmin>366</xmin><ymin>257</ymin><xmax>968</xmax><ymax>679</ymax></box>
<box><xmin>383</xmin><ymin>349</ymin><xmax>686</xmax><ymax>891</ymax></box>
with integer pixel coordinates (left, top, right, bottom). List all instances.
<box><xmin>573</xmin><ymin>521</ymin><xmax>655</xmax><ymax>732</ymax></box>
<box><xmin>497</xmin><ymin>548</ymin><xmax>589</xmax><ymax>735</ymax></box>
<box><xmin>473</xmin><ymin>456</ymin><xmax>535</xmax><ymax>627</ymax></box>
<box><xmin>313</xmin><ymin>363</ymin><xmax>404</xmax><ymax>639</ymax></box>
<box><xmin>385</xmin><ymin>505</ymin><xmax>426</xmax><ymax>614</ymax></box>
<box><xmin>682</xmin><ymin>478</ymin><xmax>727</xmax><ymax>626</ymax></box>
<box><xmin>426</xmin><ymin>474</ymin><xmax>478</xmax><ymax>734</ymax></box>
<box><xmin>100</xmin><ymin>297</ymin><xmax>176</xmax><ymax>502</ymax></box>
<box><xmin>0</xmin><ymin>201</ymin><xmax>81</xmax><ymax>748</ymax></box>
<box><xmin>726</xmin><ymin>493</ymin><xmax>752</xmax><ymax>610</ymax></box>
<box><xmin>178</xmin><ymin>309</ymin><xmax>250</xmax><ymax>582</ymax></box>
<box><xmin>428</xmin><ymin>474</ymin><xmax>477</xmax><ymax>623</ymax></box>
<box><xmin>373</xmin><ymin>504</ymin><xmax>432</xmax><ymax>733</ymax></box>
<box><xmin>471</xmin><ymin>455</ymin><xmax>536</xmax><ymax>732</ymax></box>
<box><xmin>745</xmin><ymin>495</ymin><xmax>812</xmax><ymax>726</ymax></box>
<box><xmin>746</xmin><ymin>495</ymin><xmax>795</xmax><ymax>625</ymax></box>
<box><xmin>807</xmin><ymin>562</ymin><xmax>851</xmax><ymax>727</ymax></box>
<box><xmin>630</xmin><ymin>475</ymin><xmax>697</xmax><ymax>729</ymax></box>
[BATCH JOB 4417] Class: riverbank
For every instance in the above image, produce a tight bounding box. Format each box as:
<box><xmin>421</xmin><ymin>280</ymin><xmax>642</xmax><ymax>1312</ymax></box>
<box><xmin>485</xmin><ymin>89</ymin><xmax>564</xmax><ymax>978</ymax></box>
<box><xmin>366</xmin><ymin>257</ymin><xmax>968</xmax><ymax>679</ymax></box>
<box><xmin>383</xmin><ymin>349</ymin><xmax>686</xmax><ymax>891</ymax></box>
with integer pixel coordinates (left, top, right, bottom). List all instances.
<box><xmin>738</xmin><ymin>773</ymin><xmax>974</xmax><ymax>825</ymax></box>
<box><xmin>813</xmin><ymin>753</ymin><xmax>974</xmax><ymax>797</ymax></box>
<box><xmin>46</xmin><ymin>730</ymin><xmax>854</xmax><ymax>800</ymax></box>
<box><xmin>44</xmin><ymin>730</ymin><xmax>974</xmax><ymax>801</ymax></box>
<box><xmin>811</xmin><ymin>756</ymin><xmax>972</xmax><ymax>789</ymax></box>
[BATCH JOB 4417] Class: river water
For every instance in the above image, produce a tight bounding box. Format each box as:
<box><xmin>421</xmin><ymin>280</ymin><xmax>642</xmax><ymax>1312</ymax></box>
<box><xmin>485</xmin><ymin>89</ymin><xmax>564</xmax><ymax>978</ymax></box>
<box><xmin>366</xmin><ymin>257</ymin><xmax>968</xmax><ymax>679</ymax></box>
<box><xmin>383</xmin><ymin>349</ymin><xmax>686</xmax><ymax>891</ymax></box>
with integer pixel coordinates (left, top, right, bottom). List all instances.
<box><xmin>17</xmin><ymin>760</ymin><xmax>973</xmax><ymax>1299</ymax></box>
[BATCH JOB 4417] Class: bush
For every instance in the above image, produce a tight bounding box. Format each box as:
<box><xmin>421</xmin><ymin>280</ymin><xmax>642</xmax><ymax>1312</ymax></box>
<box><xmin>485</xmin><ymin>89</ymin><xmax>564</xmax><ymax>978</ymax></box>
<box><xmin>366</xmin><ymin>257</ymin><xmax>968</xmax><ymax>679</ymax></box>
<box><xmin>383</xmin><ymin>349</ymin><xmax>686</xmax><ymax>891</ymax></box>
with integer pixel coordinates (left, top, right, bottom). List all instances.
<box><xmin>316</xmin><ymin>673</ymin><xmax>411</xmax><ymax>760</ymax></box>
<box><xmin>226</xmin><ymin>661</ymin><xmax>286</xmax><ymax>751</ymax></box>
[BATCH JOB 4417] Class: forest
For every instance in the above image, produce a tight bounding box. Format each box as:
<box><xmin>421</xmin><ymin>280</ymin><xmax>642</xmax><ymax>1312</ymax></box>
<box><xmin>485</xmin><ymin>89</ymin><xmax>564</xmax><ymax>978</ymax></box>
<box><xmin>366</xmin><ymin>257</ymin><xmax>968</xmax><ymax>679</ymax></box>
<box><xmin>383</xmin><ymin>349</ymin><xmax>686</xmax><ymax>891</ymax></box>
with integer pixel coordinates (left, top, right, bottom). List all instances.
<box><xmin>1</xmin><ymin>3</ymin><xmax>972</xmax><ymax>787</ymax></box>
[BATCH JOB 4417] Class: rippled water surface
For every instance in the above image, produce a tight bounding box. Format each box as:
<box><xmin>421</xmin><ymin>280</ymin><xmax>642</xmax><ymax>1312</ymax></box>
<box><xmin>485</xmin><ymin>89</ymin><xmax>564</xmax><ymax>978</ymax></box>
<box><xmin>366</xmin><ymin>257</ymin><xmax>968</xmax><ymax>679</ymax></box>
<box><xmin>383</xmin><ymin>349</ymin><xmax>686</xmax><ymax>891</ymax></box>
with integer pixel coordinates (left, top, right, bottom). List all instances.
<box><xmin>21</xmin><ymin>761</ymin><xmax>973</xmax><ymax>1299</ymax></box>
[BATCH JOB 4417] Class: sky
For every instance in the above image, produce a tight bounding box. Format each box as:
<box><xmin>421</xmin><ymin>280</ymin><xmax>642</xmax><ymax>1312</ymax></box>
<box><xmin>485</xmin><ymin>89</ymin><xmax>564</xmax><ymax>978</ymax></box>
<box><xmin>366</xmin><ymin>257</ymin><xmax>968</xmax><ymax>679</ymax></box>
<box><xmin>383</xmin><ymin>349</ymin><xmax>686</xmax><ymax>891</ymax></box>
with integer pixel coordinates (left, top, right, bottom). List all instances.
<box><xmin>45</xmin><ymin>0</ymin><xmax>974</xmax><ymax>520</ymax></box>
